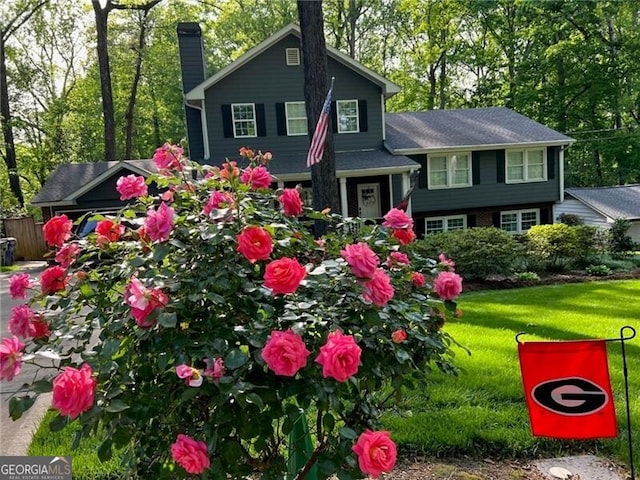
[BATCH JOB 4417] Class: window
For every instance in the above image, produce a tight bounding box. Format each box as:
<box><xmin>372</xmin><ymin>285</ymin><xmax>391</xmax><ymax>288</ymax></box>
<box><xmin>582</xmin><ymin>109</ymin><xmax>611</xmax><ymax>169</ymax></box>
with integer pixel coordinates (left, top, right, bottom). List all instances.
<box><xmin>337</xmin><ymin>100</ymin><xmax>359</xmax><ymax>133</ymax></box>
<box><xmin>285</xmin><ymin>102</ymin><xmax>307</xmax><ymax>136</ymax></box>
<box><xmin>286</xmin><ymin>48</ymin><xmax>300</xmax><ymax>66</ymax></box>
<box><xmin>427</xmin><ymin>153</ymin><xmax>471</xmax><ymax>189</ymax></box>
<box><xmin>425</xmin><ymin>215</ymin><xmax>467</xmax><ymax>235</ymax></box>
<box><xmin>232</xmin><ymin>103</ymin><xmax>256</xmax><ymax>138</ymax></box>
<box><xmin>500</xmin><ymin>209</ymin><xmax>539</xmax><ymax>233</ymax></box>
<box><xmin>506</xmin><ymin>149</ymin><xmax>546</xmax><ymax>183</ymax></box>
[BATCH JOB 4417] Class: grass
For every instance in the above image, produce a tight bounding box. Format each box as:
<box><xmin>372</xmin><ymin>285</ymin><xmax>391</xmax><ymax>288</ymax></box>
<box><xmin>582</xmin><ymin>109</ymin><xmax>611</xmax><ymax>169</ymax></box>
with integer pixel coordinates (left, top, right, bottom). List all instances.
<box><xmin>0</xmin><ymin>264</ymin><xmax>19</xmax><ymax>272</ymax></box>
<box><xmin>382</xmin><ymin>279</ymin><xmax>640</xmax><ymax>474</ymax></box>
<box><xmin>27</xmin><ymin>280</ymin><xmax>640</xmax><ymax>478</ymax></box>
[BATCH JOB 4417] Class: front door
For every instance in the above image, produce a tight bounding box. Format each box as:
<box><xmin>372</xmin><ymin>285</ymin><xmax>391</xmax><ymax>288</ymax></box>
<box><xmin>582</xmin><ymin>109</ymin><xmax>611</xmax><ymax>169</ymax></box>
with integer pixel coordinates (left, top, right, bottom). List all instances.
<box><xmin>357</xmin><ymin>183</ymin><xmax>381</xmax><ymax>219</ymax></box>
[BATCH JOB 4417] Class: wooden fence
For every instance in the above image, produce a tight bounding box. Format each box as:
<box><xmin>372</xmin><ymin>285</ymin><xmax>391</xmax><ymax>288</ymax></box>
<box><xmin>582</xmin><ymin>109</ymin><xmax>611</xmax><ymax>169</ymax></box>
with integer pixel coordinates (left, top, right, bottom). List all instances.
<box><xmin>2</xmin><ymin>216</ymin><xmax>47</xmax><ymax>261</ymax></box>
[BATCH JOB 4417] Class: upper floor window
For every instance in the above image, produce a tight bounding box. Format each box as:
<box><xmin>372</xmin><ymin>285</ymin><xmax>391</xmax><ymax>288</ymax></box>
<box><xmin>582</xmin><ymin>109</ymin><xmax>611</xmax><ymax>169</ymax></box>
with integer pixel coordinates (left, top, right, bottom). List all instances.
<box><xmin>337</xmin><ymin>100</ymin><xmax>359</xmax><ymax>133</ymax></box>
<box><xmin>232</xmin><ymin>103</ymin><xmax>256</xmax><ymax>138</ymax></box>
<box><xmin>506</xmin><ymin>148</ymin><xmax>546</xmax><ymax>183</ymax></box>
<box><xmin>427</xmin><ymin>153</ymin><xmax>471</xmax><ymax>189</ymax></box>
<box><xmin>425</xmin><ymin>215</ymin><xmax>467</xmax><ymax>235</ymax></box>
<box><xmin>285</xmin><ymin>102</ymin><xmax>307</xmax><ymax>136</ymax></box>
<box><xmin>500</xmin><ymin>208</ymin><xmax>539</xmax><ymax>234</ymax></box>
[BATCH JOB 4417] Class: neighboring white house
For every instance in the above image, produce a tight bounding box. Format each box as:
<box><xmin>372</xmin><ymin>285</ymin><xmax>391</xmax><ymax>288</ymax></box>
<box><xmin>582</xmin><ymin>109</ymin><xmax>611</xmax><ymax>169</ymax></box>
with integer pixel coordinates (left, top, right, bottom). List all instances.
<box><xmin>555</xmin><ymin>184</ymin><xmax>640</xmax><ymax>243</ymax></box>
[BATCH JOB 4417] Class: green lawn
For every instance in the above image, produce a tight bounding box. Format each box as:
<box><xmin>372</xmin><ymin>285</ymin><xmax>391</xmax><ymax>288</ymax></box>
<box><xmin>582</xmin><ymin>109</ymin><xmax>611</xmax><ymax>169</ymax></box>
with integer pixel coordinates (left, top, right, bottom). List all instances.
<box><xmin>28</xmin><ymin>280</ymin><xmax>640</xmax><ymax>478</ymax></box>
<box><xmin>383</xmin><ymin>279</ymin><xmax>640</xmax><ymax>474</ymax></box>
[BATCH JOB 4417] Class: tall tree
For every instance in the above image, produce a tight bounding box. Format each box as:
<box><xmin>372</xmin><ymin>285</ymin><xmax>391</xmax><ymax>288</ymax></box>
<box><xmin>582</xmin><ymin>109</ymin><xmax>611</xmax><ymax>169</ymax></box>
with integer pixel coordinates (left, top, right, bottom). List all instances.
<box><xmin>297</xmin><ymin>0</ymin><xmax>340</xmax><ymax>224</ymax></box>
<box><xmin>0</xmin><ymin>0</ymin><xmax>48</xmax><ymax>207</ymax></box>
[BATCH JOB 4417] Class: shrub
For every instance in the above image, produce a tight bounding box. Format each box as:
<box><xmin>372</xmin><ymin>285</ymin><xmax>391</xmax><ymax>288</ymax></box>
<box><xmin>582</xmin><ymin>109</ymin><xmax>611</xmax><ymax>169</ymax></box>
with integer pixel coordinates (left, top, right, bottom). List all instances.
<box><xmin>415</xmin><ymin>227</ymin><xmax>522</xmax><ymax>280</ymax></box>
<box><xmin>3</xmin><ymin>146</ymin><xmax>462</xmax><ymax>479</ymax></box>
<box><xmin>525</xmin><ymin>224</ymin><xmax>580</xmax><ymax>272</ymax></box>
<box><xmin>515</xmin><ymin>271</ymin><xmax>540</xmax><ymax>281</ymax></box>
<box><xmin>586</xmin><ymin>264</ymin><xmax>612</xmax><ymax>276</ymax></box>
<box><xmin>609</xmin><ymin>218</ymin><xmax>636</xmax><ymax>258</ymax></box>
<box><xmin>557</xmin><ymin>213</ymin><xmax>584</xmax><ymax>226</ymax></box>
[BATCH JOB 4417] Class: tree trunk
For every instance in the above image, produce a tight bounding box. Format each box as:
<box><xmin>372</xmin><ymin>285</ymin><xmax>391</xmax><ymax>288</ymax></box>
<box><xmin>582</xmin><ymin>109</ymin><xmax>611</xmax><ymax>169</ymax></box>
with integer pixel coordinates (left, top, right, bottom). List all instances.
<box><xmin>92</xmin><ymin>0</ymin><xmax>117</xmax><ymax>161</ymax></box>
<box><xmin>297</xmin><ymin>0</ymin><xmax>340</xmax><ymax>232</ymax></box>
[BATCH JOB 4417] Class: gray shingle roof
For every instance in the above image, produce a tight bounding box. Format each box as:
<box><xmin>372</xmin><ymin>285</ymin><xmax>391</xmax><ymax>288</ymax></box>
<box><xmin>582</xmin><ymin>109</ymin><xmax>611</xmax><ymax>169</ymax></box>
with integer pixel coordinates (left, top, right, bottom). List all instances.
<box><xmin>566</xmin><ymin>184</ymin><xmax>640</xmax><ymax>220</ymax></box>
<box><xmin>385</xmin><ymin>107</ymin><xmax>574</xmax><ymax>152</ymax></box>
<box><xmin>31</xmin><ymin>160</ymin><xmax>156</xmax><ymax>205</ymax></box>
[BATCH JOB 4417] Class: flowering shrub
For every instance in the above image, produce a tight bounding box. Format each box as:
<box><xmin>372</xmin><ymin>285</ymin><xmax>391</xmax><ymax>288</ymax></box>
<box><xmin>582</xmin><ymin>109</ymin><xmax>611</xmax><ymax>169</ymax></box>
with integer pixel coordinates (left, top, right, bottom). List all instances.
<box><xmin>3</xmin><ymin>146</ymin><xmax>463</xmax><ymax>479</ymax></box>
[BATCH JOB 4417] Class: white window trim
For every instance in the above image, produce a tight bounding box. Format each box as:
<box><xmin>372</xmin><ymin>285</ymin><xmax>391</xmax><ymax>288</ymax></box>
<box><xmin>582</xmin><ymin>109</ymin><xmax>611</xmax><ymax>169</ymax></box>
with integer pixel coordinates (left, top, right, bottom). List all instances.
<box><xmin>505</xmin><ymin>148</ymin><xmax>547</xmax><ymax>184</ymax></box>
<box><xmin>285</xmin><ymin>101</ymin><xmax>308</xmax><ymax>136</ymax></box>
<box><xmin>427</xmin><ymin>152</ymin><xmax>472</xmax><ymax>189</ymax></box>
<box><xmin>285</xmin><ymin>48</ymin><xmax>300</xmax><ymax>66</ymax></box>
<box><xmin>231</xmin><ymin>103</ymin><xmax>257</xmax><ymax>138</ymax></box>
<box><xmin>500</xmin><ymin>208</ymin><xmax>540</xmax><ymax>234</ymax></box>
<box><xmin>336</xmin><ymin>99</ymin><xmax>359</xmax><ymax>134</ymax></box>
<box><xmin>424</xmin><ymin>215</ymin><xmax>467</xmax><ymax>234</ymax></box>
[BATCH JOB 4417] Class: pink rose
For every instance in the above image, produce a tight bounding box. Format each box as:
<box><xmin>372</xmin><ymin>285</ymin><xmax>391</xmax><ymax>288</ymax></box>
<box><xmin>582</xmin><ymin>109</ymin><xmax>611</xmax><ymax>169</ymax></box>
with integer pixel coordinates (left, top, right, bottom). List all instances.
<box><xmin>341</xmin><ymin>243</ymin><xmax>379</xmax><ymax>279</ymax></box>
<box><xmin>176</xmin><ymin>365</ymin><xmax>203</xmax><ymax>387</ymax></box>
<box><xmin>386</xmin><ymin>251</ymin><xmax>410</xmax><ymax>268</ymax></box>
<box><xmin>236</xmin><ymin>226</ymin><xmax>273</xmax><ymax>263</ymax></box>
<box><xmin>203</xmin><ymin>357</ymin><xmax>224</xmax><ymax>380</ymax></box>
<box><xmin>153</xmin><ymin>143</ymin><xmax>184</xmax><ymax>171</ymax></box>
<box><xmin>278</xmin><ymin>188</ymin><xmax>303</xmax><ymax>217</ymax></box>
<box><xmin>352</xmin><ymin>430</ymin><xmax>397</xmax><ymax>478</ymax></box>
<box><xmin>95</xmin><ymin>219</ymin><xmax>124</xmax><ymax>242</ymax></box>
<box><xmin>382</xmin><ymin>208</ymin><xmax>414</xmax><ymax>229</ymax></box>
<box><xmin>42</xmin><ymin>214</ymin><xmax>73</xmax><ymax>247</ymax></box>
<box><xmin>8</xmin><ymin>304</ymin><xmax>38</xmax><ymax>338</ymax></box>
<box><xmin>40</xmin><ymin>266</ymin><xmax>68</xmax><ymax>294</ymax></box>
<box><xmin>0</xmin><ymin>336</ymin><xmax>24</xmax><ymax>381</ymax></box>
<box><xmin>220</xmin><ymin>161</ymin><xmax>240</xmax><ymax>180</ymax></box>
<box><xmin>264</xmin><ymin>257</ymin><xmax>307</xmax><ymax>295</ymax></box>
<box><xmin>433</xmin><ymin>271</ymin><xmax>463</xmax><ymax>301</ymax></box>
<box><xmin>362</xmin><ymin>269</ymin><xmax>395</xmax><ymax>307</ymax></box>
<box><xmin>30</xmin><ymin>317</ymin><xmax>51</xmax><ymax>339</ymax></box>
<box><xmin>171</xmin><ymin>434</ymin><xmax>210</xmax><ymax>475</ymax></box>
<box><xmin>9</xmin><ymin>273</ymin><xmax>32</xmax><ymax>299</ymax></box>
<box><xmin>438</xmin><ymin>253</ymin><xmax>456</xmax><ymax>271</ymax></box>
<box><xmin>411</xmin><ymin>271</ymin><xmax>426</xmax><ymax>287</ymax></box>
<box><xmin>51</xmin><ymin>363</ymin><xmax>97</xmax><ymax>419</ymax></box>
<box><xmin>391</xmin><ymin>228</ymin><xmax>416</xmax><ymax>245</ymax></box>
<box><xmin>261</xmin><ymin>330</ymin><xmax>310</xmax><ymax>376</ymax></box>
<box><xmin>144</xmin><ymin>202</ymin><xmax>175</xmax><ymax>242</ymax></box>
<box><xmin>55</xmin><ymin>243</ymin><xmax>81</xmax><ymax>269</ymax></box>
<box><xmin>315</xmin><ymin>330</ymin><xmax>361</xmax><ymax>382</ymax></box>
<box><xmin>124</xmin><ymin>277</ymin><xmax>168</xmax><ymax>328</ymax></box>
<box><xmin>202</xmin><ymin>190</ymin><xmax>234</xmax><ymax>216</ymax></box>
<box><xmin>240</xmin><ymin>166</ymin><xmax>272</xmax><ymax>190</ymax></box>
<box><xmin>391</xmin><ymin>329</ymin><xmax>407</xmax><ymax>343</ymax></box>
<box><xmin>116</xmin><ymin>174</ymin><xmax>148</xmax><ymax>200</ymax></box>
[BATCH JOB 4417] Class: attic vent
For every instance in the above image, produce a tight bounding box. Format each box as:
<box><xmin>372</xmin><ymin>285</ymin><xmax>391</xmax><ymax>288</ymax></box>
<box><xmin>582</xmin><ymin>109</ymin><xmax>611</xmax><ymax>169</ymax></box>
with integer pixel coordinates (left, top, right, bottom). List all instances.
<box><xmin>286</xmin><ymin>48</ymin><xmax>300</xmax><ymax>66</ymax></box>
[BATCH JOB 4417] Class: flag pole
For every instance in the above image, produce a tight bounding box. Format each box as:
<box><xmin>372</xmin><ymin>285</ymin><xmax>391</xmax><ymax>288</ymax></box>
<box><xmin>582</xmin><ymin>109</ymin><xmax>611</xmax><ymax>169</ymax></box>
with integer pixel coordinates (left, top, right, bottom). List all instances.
<box><xmin>515</xmin><ymin>326</ymin><xmax>636</xmax><ymax>480</ymax></box>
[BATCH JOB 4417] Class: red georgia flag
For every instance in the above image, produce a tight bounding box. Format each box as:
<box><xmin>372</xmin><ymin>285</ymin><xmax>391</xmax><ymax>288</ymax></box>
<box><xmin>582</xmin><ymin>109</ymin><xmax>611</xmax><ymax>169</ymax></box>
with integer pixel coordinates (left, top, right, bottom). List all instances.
<box><xmin>518</xmin><ymin>339</ymin><xmax>617</xmax><ymax>439</ymax></box>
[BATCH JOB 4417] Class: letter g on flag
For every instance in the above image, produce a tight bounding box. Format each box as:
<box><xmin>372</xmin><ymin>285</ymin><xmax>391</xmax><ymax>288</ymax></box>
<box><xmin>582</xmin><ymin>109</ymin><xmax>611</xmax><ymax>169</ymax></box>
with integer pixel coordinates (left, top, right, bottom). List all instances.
<box><xmin>532</xmin><ymin>377</ymin><xmax>609</xmax><ymax>415</ymax></box>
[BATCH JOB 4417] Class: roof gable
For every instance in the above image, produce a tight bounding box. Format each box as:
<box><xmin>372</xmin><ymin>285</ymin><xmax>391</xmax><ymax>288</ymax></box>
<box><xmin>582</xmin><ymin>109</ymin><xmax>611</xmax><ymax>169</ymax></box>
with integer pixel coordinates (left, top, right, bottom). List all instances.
<box><xmin>565</xmin><ymin>184</ymin><xmax>640</xmax><ymax>220</ymax></box>
<box><xmin>185</xmin><ymin>24</ymin><xmax>400</xmax><ymax>102</ymax></box>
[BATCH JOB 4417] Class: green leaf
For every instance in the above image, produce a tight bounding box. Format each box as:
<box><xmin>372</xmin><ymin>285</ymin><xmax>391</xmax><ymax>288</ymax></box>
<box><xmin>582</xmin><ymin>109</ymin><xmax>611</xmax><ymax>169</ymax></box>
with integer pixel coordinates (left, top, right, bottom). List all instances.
<box><xmin>338</xmin><ymin>427</ymin><xmax>357</xmax><ymax>440</ymax></box>
<box><xmin>31</xmin><ymin>380</ymin><xmax>53</xmax><ymax>393</ymax></box>
<box><xmin>49</xmin><ymin>414</ymin><xmax>69</xmax><ymax>432</ymax></box>
<box><xmin>158</xmin><ymin>311</ymin><xmax>177</xmax><ymax>328</ymax></box>
<box><xmin>225</xmin><ymin>350</ymin><xmax>248</xmax><ymax>370</ymax></box>
<box><xmin>97</xmin><ymin>438</ymin><xmax>113</xmax><ymax>462</ymax></box>
<box><xmin>181</xmin><ymin>387</ymin><xmax>200</xmax><ymax>402</ymax></box>
<box><xmin>395</xmin><ymin>349</ymin><xmax>412</xmax><ymax>363</ymax></box>
<box><xmin>152</xmin><ymin>243</ymin><xmax>170</xmax><ymax>262</ymax></box>
<box><xmin>79</xmin><ymin>283</ymin><xmax>94</xmax><ymax>298</ymax></box>
<box><xmin>105</xmin><ymin>399</ymin><xmax>130</xmax><ymax>412</ymax></box>
<box><xmin>8</xmin><ymin>396</ymin><xmax>34</xmax><ymax>421</ymax></box>
<box><xmin>322</xmin><ymin>412</ymin><xmax>335</xmax><ymax>432</ymax></box>
<box><xmin>245</xmin><ymin>392</ymin><xmax>264</xmax><ymax>410</ymax></box>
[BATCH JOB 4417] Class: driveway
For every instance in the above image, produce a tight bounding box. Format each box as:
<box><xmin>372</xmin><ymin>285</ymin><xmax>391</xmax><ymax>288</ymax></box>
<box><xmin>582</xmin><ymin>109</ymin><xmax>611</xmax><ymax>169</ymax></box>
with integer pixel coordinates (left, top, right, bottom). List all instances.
<box><xmin>0</xmin><ymin>261</ymin><xmax>52</xmax><ymax>456</ymax></box>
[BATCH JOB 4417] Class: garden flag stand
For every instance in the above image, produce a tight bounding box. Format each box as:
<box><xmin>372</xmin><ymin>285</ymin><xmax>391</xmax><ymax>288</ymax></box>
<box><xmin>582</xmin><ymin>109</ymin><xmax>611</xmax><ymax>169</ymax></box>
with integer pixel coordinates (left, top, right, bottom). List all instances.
<box><xmin>516</xmin><ymin>326</ymin><xmax>636</xmax><ymax>480</ymax></box>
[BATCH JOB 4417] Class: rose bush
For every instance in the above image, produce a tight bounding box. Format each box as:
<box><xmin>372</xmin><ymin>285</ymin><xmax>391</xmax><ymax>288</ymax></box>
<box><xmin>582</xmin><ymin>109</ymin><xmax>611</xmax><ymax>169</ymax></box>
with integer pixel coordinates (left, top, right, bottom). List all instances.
<box><xmin>2</xmin><ymin>145</ymin><xmax>463</xmax><ymax>479</ymax></box>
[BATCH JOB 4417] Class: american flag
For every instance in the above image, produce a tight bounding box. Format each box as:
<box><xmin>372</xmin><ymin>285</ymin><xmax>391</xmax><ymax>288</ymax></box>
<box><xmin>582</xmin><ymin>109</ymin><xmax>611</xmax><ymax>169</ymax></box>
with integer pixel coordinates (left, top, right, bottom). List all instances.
<box><xmin>306</xmin><ymin>82</ymin><xmax>333</xmax><ymax>168</ymax></box>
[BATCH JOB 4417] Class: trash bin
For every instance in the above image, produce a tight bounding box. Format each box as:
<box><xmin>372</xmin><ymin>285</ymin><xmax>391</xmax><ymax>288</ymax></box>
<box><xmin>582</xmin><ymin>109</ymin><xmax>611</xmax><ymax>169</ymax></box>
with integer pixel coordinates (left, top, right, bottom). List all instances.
<box><xmin>0</xmin><ymin>237</ymin><xmax>16</xmax><ymax>266</ymax></box>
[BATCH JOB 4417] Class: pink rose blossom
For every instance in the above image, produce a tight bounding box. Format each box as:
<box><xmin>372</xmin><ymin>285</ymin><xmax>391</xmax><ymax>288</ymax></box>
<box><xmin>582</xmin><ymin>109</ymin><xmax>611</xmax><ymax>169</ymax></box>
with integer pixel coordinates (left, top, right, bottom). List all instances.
<box><xmin>9</xmin><ymin>273</ymin><xmax>32</xmax><ymax>299</ymax></box>
<box><xmin>55</xmin><ymin>243</ymin><xmax>81</xmax><ymax>268</ymax></box>
<box><xmin>236</xmin><ymin>226</ymin><xmax>273</xmax><ymax>263</ymax></box>
<box><xmin>433</xmin><ymin>271</ymin><xmax>463</xmax><ymax>301</ymax></box>
<box><xmin>261</xmin><ymin>330</ymin><xmax>310</xmax><ymax>377</ymax></box>
<box><xmin>116</xmin><ymin>174</ymin><xmax>148</xmax><ymax>200</ymax></box>
<box><xmin>264</xmin><ymin>257</ymin><xmax>307</xmax><ymax>295</ymax></box>
<box><xmin>391</xmin><ymin>228</ymin><xmax>416</xmax><ymax>245</ymax></box>
<box><xmin>240</xmin><ymin>166</ymin><xmax>272</xmax><ymax>190</ymax></box>
<box><xmin>352</xmin><ymin>430</ymin><xmax>397</xmax><ymax>478</ymax></box>
<box><xmin>8</xmin><ymin>304</ymin><xmax>38</xmax><ymax>338</ymax></box>
<box><xmin>386</xmin><ymin>251</ymin><xmax>410</xmax><ymax>268</ymax></box>
<box><xmin>40</xmin><ymin>266</ymin><xmax>68</xmax><ymax>295</ymax></box>
<box><xmin>341</xmin><ymin>243</ymin><xmax>379</xmax><ymax>279</ymax></box>
<box><xmin>411</xmin><ymin>271</ymin><xmax>426</xmax><ymax>287</ymax></box>
<box><xmin>382</xmin><ymin>208</ymin><xmax>414</xmax><ymax>229</ymax></box>
<box><xmin>438</xmin><ymin>253</ymin><xmax>456</xmax><ymax>271</ymax></box>
<box><xmin>124</xmin><ymin>277</ymin><xmax>169</xmax><ymax>328</ymax></box>
<box><xmin>391</xmin><ymin>329</ymin><xmax>407</xmax><ymax>343</ymax></box>
<box><xmin>171</xmin><ymin>434</ymin><xmax>210</xmax><ymax>475</ymax></box>
<box><xmin>30</xmin><ymin>317</ymin><xmax>51</xmax><ymax>339</ymax></box>
<box><xmin>203</xmin><ymin>357</ymin><xmax>224</xmax><ymax>380</ymax></box>
<box><xmin>42</xmin><ymin>214</ymin><xmax>73</xmax><ymax>247</ymax></box>
<box><xmin>278</xmin><ymin>188</ymin><xmax>303</xmax><ymax>217</ymax></box>
<box><xmin>51</xmin><ymin>363</ymin><xmax>97</xmax><ymax>419</ymax></box>
<box><xmin>95</xmin><ymin>219</ymin><xmax>124</xmax><ymax>243</ymax></box>
<box><xmin>176</xmin><ymin>365</ymin><xmax>203</xmax><ymax>387</ymax></box>
<box><xmin>202</xmin><ymin>190</ymin><xmax>234</xmax><ymax>216</ymax></box>
<box><xmin>0</xmin><ymin>336</ymin><xmax>24</xmax><ymax>381</ymax></box>
<box><xmin>315</xmin><ymin>331</ymin><xmax>362</xmax><ymax>382</ymax></box>
<box><xmin>362</xmin><ymin>269</ymin><xmax>395</xmax><ymax>307</ymax></box>
<box><xmin>153</xmin><ymin>143</ymin><xmax>184</xmax><ymax>171</ymax></box>
<box><xmin>144</xmin><ymin>202</ymin><xmax>175</xmax><ymax>242</ymax></box>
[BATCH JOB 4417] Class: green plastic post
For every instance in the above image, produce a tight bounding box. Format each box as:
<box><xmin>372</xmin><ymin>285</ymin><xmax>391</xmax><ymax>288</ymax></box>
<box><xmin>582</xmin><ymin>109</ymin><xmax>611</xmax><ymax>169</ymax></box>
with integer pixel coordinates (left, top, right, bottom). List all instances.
<box><xmin>287</xmin><ymin>408</ymin><xmax>318</xmax><ymax>480</ymax></box>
